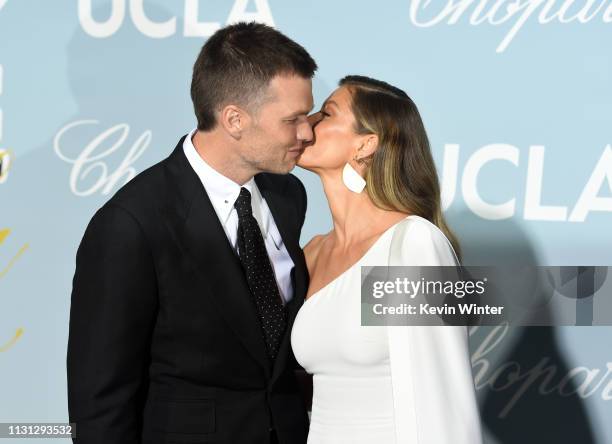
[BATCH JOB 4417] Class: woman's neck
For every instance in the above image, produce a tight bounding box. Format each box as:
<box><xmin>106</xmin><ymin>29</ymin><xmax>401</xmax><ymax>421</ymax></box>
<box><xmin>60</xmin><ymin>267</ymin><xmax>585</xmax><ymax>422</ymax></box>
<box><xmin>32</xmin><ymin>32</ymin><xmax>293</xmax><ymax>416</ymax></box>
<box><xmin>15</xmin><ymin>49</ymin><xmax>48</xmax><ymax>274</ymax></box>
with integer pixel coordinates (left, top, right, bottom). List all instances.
<box><xmin>319</xmin><ymin>170</ymin><xmax>392</xmax><ymax>245</ymax></box>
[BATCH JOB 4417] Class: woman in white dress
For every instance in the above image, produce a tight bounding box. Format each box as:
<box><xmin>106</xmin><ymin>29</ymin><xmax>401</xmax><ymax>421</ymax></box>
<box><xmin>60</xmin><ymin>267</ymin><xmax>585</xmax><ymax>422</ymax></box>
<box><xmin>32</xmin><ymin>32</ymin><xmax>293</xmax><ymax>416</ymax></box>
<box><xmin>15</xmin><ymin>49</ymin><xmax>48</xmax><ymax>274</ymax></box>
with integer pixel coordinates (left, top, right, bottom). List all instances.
<box><xmin>290</xmin><ymin>76</ymin><xmax>483</xmax><ymax>444</ymax></box>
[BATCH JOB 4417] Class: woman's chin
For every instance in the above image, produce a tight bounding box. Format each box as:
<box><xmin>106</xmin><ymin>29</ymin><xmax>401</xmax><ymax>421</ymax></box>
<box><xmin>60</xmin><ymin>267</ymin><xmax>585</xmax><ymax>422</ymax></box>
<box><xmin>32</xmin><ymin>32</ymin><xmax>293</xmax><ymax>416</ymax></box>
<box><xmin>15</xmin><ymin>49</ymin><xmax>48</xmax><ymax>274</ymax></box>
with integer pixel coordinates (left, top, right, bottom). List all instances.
<box><xmin>296</xmin><ymin>150</ymin><xmax>329</xmax><ymax>172</ymax></box>
<box><xmin>296</xmin><ymin>160</ymin><xmax>313</xmax><ymax>171</ymax></box>
<box><xmin>296</xmin><ymin>155</ymin><xmax>314</xmax><ymax>170</ymax></box>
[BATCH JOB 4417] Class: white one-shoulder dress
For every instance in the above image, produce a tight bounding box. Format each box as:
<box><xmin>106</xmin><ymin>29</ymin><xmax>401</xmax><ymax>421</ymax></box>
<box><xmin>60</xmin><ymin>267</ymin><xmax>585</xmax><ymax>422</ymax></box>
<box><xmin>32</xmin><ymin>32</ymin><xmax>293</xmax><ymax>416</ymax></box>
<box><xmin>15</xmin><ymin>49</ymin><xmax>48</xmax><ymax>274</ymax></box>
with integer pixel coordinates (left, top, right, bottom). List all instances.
<box><xmin>291</xmin><ymin>216</ymin><xmax>483</xmax><ymax>444</ymax></box>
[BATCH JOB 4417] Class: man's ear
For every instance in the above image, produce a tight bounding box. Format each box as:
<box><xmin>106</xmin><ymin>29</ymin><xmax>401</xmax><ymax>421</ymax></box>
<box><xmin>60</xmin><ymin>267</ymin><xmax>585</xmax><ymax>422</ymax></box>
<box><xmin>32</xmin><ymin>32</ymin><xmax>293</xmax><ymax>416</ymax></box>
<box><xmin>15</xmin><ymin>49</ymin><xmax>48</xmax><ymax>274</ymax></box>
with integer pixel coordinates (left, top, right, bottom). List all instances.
<box><xmin>219</xmin><ymin>105</ymin><xmax>250</xmax><ymax>140</ymax></box>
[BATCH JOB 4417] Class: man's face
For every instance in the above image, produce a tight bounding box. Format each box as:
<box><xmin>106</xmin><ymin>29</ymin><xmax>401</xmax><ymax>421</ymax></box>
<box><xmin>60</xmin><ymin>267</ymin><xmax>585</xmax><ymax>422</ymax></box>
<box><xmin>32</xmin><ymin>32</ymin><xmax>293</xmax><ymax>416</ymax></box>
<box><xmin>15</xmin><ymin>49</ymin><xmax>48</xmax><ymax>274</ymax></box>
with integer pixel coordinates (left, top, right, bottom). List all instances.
<box><xmin>241</xmin><ymin>74</ymin><xmax>314</xmax><ymax>175</ymax></box>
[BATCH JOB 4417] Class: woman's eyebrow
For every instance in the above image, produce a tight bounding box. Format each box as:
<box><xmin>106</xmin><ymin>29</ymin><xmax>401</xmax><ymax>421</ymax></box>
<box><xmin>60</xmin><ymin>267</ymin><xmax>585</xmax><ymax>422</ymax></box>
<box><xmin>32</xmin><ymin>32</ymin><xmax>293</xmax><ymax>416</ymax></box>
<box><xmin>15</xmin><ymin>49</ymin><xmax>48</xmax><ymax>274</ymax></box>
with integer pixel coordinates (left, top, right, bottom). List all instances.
<box><xmin>322</xmin><ymin>100</ymin><xmax>339</xmax><ymax>110</ymax></box>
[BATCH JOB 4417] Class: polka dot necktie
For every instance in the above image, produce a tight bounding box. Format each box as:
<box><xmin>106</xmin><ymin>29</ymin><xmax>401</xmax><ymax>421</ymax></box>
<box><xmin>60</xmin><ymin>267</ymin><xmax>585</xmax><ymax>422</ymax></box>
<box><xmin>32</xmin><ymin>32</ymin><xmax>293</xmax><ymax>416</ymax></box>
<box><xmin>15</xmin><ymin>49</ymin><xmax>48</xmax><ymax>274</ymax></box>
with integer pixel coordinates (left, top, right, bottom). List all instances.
<box><xmin>234</xmin><ymin>187</ymin><xmax>287</xmax><ymax>362</ymax></box>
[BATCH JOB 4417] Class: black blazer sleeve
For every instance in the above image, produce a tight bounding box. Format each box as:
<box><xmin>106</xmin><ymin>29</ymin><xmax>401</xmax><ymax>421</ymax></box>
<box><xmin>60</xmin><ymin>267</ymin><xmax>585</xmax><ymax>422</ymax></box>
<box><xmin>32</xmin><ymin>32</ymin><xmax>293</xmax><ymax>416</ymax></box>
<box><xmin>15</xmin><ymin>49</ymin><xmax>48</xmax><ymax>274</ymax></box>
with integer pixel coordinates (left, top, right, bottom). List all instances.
<box><xmin>67</xmin><ymin>204</ymin><xmax>158</xmax><ymax>444</ymax></box>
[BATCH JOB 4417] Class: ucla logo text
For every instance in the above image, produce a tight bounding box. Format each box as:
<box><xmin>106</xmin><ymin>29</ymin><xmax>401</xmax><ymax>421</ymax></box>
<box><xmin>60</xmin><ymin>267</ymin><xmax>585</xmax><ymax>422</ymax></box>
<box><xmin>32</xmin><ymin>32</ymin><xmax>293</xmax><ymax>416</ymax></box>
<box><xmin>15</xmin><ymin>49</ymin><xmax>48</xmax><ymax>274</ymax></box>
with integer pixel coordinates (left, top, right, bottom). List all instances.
<box><xmin>78</xmin><ymin>0</ymin><xmax>274</xmax><ymax>38</ymax></box>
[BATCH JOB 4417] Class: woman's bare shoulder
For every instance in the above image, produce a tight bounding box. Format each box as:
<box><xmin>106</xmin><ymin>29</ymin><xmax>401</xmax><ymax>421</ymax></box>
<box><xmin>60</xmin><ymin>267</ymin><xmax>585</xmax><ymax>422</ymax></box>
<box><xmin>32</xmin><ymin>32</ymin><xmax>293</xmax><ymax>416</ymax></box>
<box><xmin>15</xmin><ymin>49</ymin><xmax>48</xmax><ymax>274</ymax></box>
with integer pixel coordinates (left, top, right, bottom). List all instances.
<box><xmin>303</xmin><ymin>234</ymin><xmax>328</xmax><ymax>271</ymax></box>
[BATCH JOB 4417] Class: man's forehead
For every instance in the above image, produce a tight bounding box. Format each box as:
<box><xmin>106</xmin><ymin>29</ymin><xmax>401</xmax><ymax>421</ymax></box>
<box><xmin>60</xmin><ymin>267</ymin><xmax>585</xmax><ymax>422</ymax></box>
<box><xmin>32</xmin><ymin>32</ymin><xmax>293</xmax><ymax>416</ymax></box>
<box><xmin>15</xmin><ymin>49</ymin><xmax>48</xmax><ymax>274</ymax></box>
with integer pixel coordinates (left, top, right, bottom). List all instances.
<box><xmin>269</xmin><ymin>74</ymin><xmax>311</xmax><ymax>94</ymax></box>
<box><xmin>266</xmin><ymin>75</ymin><xmax>313</xmax><ymax>112</ymax></box>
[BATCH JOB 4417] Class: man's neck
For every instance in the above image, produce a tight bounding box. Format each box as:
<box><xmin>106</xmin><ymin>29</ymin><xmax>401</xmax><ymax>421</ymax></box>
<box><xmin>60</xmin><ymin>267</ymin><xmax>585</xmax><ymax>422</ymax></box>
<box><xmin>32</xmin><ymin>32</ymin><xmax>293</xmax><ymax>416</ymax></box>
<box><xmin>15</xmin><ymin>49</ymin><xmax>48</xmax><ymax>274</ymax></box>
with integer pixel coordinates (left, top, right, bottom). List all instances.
<box><xmin>192</xmin><ymin>129</ymin><xmax>255</xmax><ymax>186</ymax></box>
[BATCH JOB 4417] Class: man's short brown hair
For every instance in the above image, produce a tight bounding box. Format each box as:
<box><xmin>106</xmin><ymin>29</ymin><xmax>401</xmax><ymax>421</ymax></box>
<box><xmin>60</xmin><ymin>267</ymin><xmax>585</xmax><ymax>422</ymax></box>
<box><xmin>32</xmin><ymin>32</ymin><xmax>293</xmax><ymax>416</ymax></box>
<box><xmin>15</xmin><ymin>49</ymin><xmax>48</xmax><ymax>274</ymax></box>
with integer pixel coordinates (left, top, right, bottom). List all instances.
<box><xmin>191</xmin><ymin>22</ymin><xmax>317</xmax><ymax>131</ymax></box>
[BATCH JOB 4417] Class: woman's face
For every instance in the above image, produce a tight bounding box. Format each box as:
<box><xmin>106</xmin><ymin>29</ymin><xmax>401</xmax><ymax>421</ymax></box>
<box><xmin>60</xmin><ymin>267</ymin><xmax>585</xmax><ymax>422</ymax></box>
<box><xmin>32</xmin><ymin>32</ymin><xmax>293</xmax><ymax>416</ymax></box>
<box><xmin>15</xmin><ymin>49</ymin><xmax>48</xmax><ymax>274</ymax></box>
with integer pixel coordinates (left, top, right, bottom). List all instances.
<box><xmin>297</xmin><ymin>86</ymin><xmax>363</xmax><ymax>171</ymax></box>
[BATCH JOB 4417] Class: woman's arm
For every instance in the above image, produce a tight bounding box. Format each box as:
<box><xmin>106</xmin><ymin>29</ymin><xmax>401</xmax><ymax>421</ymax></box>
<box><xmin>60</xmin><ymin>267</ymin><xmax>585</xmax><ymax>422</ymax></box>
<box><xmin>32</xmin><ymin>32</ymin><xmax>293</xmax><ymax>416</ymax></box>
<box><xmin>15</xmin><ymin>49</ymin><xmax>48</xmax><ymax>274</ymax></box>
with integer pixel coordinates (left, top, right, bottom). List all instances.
<box><xmin>387</xmin><ymin>217</ymin><xmax>483</xmax><ymax>444</ymax></box>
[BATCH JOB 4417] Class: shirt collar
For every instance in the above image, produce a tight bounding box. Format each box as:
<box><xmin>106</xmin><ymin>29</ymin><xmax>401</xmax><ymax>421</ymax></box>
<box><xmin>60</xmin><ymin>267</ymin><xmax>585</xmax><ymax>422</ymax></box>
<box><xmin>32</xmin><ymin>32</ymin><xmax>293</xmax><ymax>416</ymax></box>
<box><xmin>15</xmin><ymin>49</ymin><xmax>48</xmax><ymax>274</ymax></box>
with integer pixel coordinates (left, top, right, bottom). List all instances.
<box><xmin>183</xmin><ymin>128</ymin><xmax>271</xmax><ymax>238</ymax></box>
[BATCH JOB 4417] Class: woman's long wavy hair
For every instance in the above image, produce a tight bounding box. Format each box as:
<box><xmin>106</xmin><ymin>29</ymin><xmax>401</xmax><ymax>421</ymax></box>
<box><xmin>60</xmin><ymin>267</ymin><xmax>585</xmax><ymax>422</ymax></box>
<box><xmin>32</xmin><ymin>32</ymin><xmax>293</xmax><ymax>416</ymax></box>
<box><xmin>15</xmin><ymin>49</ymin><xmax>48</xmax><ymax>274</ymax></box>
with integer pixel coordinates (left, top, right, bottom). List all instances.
<box><xmin>340</xmin><ymin>75</ymin><xmax>461</xmax><ymax>259</ymax></box>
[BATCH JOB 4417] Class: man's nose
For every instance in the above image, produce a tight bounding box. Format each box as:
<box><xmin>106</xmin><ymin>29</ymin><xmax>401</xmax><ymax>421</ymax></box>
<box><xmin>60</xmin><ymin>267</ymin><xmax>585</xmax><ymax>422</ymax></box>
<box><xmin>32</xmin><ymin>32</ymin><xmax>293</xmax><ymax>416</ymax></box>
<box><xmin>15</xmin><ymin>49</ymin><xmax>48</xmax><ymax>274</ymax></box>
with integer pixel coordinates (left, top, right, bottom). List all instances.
<box><xmin>297</xmin><ymin>120</ymin><xmax>314</xmax><ymax>144</ymax></box>
<box><xmin>299</xmin><ymin>112</ymin><xmax>322</xmax><ymax>145</ymax></box>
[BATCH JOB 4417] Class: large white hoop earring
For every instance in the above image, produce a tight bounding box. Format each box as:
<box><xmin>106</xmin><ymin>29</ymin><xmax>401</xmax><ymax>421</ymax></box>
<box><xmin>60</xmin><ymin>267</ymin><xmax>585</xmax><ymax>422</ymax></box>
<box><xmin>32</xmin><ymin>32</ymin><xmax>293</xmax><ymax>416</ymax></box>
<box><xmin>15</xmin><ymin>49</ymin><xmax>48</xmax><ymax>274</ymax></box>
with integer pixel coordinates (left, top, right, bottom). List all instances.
<box><xmin>342</xmin><ymin>162</ymin><xmax>366</xmax><ymax>193</ymax></box>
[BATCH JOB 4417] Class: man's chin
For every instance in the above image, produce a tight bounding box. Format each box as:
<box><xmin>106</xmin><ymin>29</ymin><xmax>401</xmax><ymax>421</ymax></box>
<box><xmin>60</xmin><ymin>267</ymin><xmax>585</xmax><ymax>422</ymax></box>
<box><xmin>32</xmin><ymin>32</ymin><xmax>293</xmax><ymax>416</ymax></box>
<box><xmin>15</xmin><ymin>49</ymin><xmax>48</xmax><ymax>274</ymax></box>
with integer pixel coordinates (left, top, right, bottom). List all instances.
<box><xmin>260</xmin><ymin>160</ymin><xmax>297</xmax><ymax>175</ymax></box>
<box><xmin>280</xmin><ymin>160</ymin><xmax>298</xmax><ymax>174</ymax></box>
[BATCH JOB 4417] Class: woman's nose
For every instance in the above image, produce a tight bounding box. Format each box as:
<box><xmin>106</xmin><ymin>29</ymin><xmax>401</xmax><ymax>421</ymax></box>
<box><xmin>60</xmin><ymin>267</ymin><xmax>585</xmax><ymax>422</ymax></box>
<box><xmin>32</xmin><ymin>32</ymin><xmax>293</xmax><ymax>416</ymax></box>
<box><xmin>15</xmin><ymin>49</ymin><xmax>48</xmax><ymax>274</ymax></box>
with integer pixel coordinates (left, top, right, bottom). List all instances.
<box><xmin>307</xmin><ymin>111</ymin><xmax>324</xmax><ymax>127</ymax></box>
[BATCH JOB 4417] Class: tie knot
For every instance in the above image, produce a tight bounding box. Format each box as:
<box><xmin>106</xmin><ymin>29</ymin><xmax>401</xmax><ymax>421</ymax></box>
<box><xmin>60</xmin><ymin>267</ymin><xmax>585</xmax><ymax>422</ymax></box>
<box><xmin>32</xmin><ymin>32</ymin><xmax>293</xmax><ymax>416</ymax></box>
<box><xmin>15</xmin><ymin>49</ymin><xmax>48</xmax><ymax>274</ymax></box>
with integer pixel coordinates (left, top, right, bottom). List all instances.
<box><xmin>234</xmin><ymin>187</ymin><xmax>252</xmax><ymax>217</ymax></box>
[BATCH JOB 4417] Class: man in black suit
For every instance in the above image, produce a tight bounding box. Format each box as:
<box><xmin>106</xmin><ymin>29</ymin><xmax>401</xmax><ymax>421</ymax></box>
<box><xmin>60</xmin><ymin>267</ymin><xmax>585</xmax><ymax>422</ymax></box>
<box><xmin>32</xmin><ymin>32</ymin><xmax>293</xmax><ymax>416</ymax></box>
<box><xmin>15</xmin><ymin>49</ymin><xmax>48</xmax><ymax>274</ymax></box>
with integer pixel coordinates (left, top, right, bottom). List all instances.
<box><xmin>67</xmin><ymin>22</ymin><xmax>317</xmax><ymax>444</ymax></box>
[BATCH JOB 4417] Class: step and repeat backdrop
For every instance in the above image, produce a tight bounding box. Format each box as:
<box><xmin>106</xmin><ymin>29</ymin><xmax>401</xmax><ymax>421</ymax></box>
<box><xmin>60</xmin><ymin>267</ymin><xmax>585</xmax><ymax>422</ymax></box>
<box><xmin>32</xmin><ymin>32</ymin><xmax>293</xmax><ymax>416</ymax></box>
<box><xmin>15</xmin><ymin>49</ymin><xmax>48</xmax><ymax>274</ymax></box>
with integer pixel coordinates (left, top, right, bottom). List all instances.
<box><xmin>1</xmin><ymin>1</ymin><xmax>611</xmax><ymax>443</ymax></box>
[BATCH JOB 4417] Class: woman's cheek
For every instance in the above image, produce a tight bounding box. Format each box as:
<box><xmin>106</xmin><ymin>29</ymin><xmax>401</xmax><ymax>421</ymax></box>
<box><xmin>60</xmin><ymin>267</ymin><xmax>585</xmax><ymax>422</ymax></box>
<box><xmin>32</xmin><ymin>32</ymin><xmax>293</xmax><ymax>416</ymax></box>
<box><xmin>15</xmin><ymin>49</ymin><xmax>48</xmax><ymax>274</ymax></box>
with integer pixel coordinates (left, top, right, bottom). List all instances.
<box><xmin>314</xmin><ymin>123</ymin><xmax>334</xmax><ymax>144</ymax></box>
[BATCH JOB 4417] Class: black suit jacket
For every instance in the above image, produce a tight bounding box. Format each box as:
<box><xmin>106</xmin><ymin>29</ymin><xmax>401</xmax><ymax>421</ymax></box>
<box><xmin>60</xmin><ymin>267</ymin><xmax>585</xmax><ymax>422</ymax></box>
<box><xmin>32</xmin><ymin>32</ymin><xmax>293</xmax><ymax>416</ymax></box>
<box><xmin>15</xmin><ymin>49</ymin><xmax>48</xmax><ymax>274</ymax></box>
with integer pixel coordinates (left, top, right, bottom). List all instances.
<box><xmin>67</xmin><ymin>136</ymin><xmax>310</xmax><ymax>444</ymax></box>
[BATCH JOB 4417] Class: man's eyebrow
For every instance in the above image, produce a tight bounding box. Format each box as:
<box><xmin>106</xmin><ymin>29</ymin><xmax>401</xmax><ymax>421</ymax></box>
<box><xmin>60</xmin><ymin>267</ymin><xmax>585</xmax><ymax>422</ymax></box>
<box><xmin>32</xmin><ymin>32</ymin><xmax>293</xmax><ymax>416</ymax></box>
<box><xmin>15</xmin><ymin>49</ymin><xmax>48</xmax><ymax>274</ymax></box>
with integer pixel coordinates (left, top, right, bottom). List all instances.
<box><xmin>287</xmin><ymin>106</ymin><xmax>314</xmax><ymax>118</ymax></box>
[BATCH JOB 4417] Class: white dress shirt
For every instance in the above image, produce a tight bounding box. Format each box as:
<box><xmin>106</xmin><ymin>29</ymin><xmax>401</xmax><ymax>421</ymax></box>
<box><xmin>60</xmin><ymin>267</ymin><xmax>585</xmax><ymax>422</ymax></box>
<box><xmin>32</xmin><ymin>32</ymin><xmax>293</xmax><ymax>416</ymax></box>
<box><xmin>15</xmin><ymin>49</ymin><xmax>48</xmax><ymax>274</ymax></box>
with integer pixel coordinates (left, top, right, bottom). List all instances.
<box><xmin>183</xmin><ymin>128</ymin><xmax>294</xmax><ymax>304</ymax></box>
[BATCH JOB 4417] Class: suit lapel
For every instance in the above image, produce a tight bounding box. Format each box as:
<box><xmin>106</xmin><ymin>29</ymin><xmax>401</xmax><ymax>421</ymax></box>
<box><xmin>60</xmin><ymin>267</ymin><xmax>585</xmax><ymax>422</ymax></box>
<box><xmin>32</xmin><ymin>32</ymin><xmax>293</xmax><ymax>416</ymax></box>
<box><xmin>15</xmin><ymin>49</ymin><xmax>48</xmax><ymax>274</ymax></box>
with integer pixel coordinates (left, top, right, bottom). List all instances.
<box><xmin>256</xmin><ymin>174</ymin><xmax>309</xmax><ymax>383</ymax></box>
<box><xmin>163</xmin><ymin>140</ymin><xmax>271</xmax><ymax>377</ymax></box>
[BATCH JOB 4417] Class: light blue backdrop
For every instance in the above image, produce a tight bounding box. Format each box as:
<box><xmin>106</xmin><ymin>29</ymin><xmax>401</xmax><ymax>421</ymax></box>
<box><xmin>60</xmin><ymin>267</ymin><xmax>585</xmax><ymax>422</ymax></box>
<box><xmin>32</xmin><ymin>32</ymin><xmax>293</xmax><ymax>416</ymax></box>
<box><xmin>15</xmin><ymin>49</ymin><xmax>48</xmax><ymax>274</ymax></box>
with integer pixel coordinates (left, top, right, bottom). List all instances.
<box><xmin>1</xmin><ymin>1</ymin><xmax>611</xmax><ymax>442</ymax></box>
